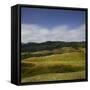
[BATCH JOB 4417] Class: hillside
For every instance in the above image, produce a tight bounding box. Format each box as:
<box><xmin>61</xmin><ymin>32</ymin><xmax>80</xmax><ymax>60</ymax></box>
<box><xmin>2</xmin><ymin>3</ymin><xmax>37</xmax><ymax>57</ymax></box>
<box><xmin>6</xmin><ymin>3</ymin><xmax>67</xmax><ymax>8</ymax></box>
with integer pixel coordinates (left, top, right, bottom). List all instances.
<box><xmin>21</xmin><ymin>41</ymin><xmax>86</xmax><ymax>83</ymax></box>
<box><xmin>21</xmin><ymin>41</ymin><xmax>85</xmax><ymax>52</ymax></box>
<box><xmin>21</xmin><ymin>50</ymin><xmax>86</xmax><ymax>83</ymax></box>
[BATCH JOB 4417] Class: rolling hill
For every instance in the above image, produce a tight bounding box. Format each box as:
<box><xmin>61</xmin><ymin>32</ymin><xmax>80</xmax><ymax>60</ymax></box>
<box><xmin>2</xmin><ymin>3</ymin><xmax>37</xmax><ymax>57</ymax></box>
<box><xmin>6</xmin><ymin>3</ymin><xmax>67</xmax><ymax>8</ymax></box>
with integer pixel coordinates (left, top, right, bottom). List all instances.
<box><xmin>21</xmin><ymin>41</ymin><xmax>85</xmax><ymax>52</ymax></box>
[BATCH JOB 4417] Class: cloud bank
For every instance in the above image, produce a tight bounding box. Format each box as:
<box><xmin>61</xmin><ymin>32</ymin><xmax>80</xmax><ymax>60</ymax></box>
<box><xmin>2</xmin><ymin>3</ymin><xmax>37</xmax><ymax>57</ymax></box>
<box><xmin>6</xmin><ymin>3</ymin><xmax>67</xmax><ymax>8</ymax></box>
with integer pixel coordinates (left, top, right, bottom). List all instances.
<box><xmin>21</xmin><ymin>24</ymin><xmax>85</xmax><ymax>43</ymax></box>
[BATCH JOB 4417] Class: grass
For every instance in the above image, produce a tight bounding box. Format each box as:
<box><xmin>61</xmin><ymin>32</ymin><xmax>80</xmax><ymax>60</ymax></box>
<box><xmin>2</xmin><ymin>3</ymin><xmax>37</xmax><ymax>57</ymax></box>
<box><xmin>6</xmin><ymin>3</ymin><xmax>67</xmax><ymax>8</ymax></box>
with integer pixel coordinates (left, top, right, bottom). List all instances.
<box><xmin>22</xmin><ymin>71</ymin><xmax>86</xmax><ymax>83</ymax></box>
<box><xmin>21</xmin><ymin>48</ymin><xmax>86</xmax><ymax>83</ymax></box>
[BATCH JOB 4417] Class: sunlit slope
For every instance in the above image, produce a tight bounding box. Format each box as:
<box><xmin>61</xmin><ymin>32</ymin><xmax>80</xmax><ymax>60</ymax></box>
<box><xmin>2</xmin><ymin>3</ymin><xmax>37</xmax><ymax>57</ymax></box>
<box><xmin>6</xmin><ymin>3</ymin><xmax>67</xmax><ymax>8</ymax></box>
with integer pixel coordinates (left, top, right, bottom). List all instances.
<box><xmin>21</xmin><ymin>48</ymin><xmax>86</xmax><ymax>83</ymax></box>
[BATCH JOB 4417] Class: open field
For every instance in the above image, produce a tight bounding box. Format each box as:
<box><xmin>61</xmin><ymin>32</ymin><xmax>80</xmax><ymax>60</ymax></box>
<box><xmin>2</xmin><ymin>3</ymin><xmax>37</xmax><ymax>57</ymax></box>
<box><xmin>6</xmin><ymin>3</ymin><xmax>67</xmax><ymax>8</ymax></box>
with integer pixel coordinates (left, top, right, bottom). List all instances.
<box><xmin>22</xmin><ymin>71</ymin><xmax>85</xmax><ymax>83</ymax></box>
<box><xmin>21</xmin><ymin>47</ymin><xmax>86</xmax><ymax>83</ymax></box>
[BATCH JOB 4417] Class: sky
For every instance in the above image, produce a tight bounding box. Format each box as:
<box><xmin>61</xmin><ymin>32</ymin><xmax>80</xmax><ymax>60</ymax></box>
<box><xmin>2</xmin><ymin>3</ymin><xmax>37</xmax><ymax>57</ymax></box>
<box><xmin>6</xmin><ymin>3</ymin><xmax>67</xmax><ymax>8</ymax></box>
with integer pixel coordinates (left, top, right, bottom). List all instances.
<box><xmin>21</xmin><ymin>7</ymin><xmax>86</xmax><ymax>43</ymax></box>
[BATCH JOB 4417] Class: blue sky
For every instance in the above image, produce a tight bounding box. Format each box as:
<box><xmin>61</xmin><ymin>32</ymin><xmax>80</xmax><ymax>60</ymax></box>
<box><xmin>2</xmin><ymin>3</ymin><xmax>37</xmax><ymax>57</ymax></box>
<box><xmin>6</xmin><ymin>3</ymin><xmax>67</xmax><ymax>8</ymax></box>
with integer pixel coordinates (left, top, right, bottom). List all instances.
<box><xmin>21</xmin><ymin>7</ymin><xmax>85</xmax><ymax>43</ymax></box>
<box><xmin>21</xmin><ymin>7</ymin><xmax>85</xmax><ymax>29</ymax></box>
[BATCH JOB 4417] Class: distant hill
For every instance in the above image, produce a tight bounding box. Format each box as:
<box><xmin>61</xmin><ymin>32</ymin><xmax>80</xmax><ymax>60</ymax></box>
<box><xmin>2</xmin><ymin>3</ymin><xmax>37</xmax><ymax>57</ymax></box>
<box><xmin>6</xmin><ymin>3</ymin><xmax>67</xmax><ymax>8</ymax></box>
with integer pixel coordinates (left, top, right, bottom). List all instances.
<box><xmin>21</xmin><ymin>41</ymin><xmax>85</xmax><ymax>52</ymax></box>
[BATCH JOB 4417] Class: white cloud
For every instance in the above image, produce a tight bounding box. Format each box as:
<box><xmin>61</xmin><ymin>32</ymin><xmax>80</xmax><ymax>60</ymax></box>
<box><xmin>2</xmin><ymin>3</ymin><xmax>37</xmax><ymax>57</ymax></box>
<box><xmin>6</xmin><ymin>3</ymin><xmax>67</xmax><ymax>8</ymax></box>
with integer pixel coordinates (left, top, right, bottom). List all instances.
<box><xmin>21</xmin><ymin>24</ymin><xmax>85</xmax><ymax>43</ymax></box>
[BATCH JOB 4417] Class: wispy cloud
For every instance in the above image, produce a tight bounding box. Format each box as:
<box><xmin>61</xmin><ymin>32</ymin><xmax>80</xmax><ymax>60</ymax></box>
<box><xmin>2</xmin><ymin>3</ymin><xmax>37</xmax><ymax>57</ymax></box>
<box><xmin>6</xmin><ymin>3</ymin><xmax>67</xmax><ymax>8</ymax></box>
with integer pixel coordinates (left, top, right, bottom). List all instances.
<box><xmin>21</xmin><ymin>24</ymin><xmax>85</xmax><ymax>43</ymax></box>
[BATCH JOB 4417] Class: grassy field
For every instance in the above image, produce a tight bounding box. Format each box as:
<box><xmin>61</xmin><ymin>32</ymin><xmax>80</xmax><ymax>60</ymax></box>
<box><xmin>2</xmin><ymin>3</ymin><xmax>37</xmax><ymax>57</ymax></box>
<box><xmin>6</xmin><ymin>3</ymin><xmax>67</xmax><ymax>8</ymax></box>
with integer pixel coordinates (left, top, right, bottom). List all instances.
<box><xmin>21</xmin><ymin>48</ymin><xmax>86</xmax><ymax>83</ymax></box>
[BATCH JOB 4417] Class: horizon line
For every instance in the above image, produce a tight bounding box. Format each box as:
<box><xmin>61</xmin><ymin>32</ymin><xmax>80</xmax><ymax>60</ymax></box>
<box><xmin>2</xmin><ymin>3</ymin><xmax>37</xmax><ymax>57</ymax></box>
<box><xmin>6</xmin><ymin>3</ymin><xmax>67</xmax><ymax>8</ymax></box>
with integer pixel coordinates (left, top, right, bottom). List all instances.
<box><xmin>21</xmin><ymin>40</ymin><xmax>85</xmax><ymax>44</ymax></box>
